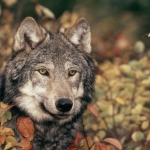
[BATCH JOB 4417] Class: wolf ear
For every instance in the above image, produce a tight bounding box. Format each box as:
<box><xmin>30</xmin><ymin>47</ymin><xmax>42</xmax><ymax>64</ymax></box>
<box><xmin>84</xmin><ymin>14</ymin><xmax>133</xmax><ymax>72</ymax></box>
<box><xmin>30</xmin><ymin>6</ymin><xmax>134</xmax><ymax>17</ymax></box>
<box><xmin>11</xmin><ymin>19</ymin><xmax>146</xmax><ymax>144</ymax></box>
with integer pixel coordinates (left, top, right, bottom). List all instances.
<box><xmin>13</xmin><ymin>17</ymin><xmax>46</xmax><ymax>52</ymax></box>
<box><xmin>61</xmin><ymin>18</ymin><xmax>91</xmax><ymax>54</ymax></box>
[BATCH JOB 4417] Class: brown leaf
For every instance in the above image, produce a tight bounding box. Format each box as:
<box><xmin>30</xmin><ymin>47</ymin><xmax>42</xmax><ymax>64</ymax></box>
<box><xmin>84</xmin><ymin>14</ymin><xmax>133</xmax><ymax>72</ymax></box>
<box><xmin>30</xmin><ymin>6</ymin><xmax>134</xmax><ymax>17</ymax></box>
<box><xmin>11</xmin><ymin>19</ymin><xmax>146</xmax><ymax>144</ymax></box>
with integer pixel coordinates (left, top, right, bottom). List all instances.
<box><xmin>94</xmin><ymin>142</ymin><xmax>101</xmax><ymax>150</ymax></box>
<box><xmin>81</xmin><ymin>136</ymin><xmax>93</xmax><ymax>150</ymax></box>
<box><xmin>20</xmin><ymin>138</ymin><xmax>32</xmax><ymax>150</ymax></box>
<box><xmin>94</xmin><ymin>141</ymin><xmax>112</xmax><ymax>150</ymax></box>
<box><xmin>73</xmin><ymin>132</ymin><xmax>83</xmax><ymax>146</ymax></box>
<box><xmin>103</xmin><ymin>138</ymin><xmax>122</xmax><ymax>150</ymax></box>
<box><xmin>14</xmin><ymin>140</ymin><xmax>31</xmax><ymax>149</ymax></box>
<box><xmin>87</xmin><ymin>104</ymin><xmax>99</xmax><ymax>117</ymax></box>
<box><xmin>17</xmin><ymin>117</ymin><xmax>34</xmax><ymax>140</ymax></box>
<box><xmin>0</xmin><ymin>126</ymin><xmax>3</xmax><ymax>132</ymax></box>
<box><xmin>0</xmin><ymin>135</ymin><xmax>6</xmax><ymax>144</ymax></box>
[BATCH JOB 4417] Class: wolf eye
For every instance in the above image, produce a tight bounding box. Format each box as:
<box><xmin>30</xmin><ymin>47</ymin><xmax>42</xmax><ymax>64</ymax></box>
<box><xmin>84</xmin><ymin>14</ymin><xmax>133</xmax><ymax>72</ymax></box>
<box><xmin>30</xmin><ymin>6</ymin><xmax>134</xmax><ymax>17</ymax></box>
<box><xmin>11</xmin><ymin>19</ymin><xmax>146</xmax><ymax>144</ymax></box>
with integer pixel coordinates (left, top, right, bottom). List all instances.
<box><xmin>68</xmin><ymin>70</ymin><xmax>77</xmax><ymax>76</ymax></box>
<box><xmin>38</xmin><ymin>68</ymin><xmax>48</xmax><ymax>75</ymax></box>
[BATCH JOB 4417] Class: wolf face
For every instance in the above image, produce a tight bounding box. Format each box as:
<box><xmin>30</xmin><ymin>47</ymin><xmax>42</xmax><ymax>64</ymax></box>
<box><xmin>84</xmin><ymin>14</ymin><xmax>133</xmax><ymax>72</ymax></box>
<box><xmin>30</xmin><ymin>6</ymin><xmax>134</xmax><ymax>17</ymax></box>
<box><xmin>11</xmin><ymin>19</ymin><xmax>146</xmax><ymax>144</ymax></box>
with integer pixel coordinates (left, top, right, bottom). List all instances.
<box><xmin>1</xmin><ymin>17</ymin><xmax>94</xmax><ymax>125</ymax></box>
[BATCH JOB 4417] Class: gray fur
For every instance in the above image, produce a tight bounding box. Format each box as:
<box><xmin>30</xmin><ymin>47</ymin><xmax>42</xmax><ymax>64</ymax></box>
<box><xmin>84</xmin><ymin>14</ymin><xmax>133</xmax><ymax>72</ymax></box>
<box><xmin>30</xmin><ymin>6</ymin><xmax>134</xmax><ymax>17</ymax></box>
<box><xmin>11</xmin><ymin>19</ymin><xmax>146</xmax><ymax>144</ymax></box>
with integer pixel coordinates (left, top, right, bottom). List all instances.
<box><xmin>0</xmin><ymin>17</ymin><xmax>94</xmax><ymax>150</ymax></box>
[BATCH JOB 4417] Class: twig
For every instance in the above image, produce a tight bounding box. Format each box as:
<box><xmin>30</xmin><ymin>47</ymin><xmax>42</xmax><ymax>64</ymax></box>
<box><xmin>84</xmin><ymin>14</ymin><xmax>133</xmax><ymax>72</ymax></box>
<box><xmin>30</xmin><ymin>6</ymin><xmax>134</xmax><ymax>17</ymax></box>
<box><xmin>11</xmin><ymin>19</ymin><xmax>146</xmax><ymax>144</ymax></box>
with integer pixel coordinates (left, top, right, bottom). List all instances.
<box><xmin>102</xmin><ymin>117</ymin><xmax>117</xmax><ymax>138</ymax></box>
<box><xmin>104</xmin><ymin>76</ymin><xmax>119</xmax><ymax>138</ymax></box>
<box><xmin>81</xmin><ymin>117</ymin><xmax>91</xmax><ymax>150</ymax></box>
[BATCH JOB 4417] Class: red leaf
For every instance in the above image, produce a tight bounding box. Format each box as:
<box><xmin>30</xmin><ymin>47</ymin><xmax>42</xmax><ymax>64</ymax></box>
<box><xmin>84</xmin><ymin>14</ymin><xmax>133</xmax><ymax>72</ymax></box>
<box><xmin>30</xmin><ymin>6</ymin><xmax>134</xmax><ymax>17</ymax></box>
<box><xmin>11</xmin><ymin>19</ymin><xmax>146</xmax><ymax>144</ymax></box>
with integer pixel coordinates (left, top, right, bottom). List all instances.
<box><xmin>0</xmin><ymin>135</ymin><xmax>6</xmax><ymax>144</ymax></box>
<box><xmin>94</xmin><ymin>141</ymin><xmax>111</xmax><ymax>150</ymax></box>
<box><xmin>94</xmin><ymin>141</ymin><xmax>101</xmax><ymax>150</ymax></box>
<box><xmin>87</xmin><ymin>104</ymin><xmax>99</xmax><ymax>117</ymax></box>
<box><xmin>17</xmin><ymin>117</ymin><xmax>34</xmax><ymax>140</ymax></box>
<box><xmin>20</xmin><ymin>138</ymin><xmax>32</xmax><ymax>150</ymax></box>
<box><xmin>68</xmin><ymin>145</ymin><xmax>79</xmax><ymax>150</ymax></box>
<box><xmin>103</xmin><ymin>138</ymin><xmax>122</xmax><ymax>150</ymax></box>
<box><xmin>73</xmin><ymin>132</ymin><xmax>83</xmax><ymax>145</ymax></box>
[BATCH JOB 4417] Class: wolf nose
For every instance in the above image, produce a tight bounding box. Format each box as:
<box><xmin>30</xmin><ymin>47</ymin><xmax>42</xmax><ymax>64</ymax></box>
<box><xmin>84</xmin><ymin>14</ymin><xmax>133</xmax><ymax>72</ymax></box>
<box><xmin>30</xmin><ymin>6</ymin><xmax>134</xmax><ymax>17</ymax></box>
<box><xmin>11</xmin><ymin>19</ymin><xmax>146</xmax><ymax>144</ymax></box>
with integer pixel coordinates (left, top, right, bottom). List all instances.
<box><xmin>56</xmin><ymin>99</ymin><xmax>73</xmax><ymax>112</ymax></box>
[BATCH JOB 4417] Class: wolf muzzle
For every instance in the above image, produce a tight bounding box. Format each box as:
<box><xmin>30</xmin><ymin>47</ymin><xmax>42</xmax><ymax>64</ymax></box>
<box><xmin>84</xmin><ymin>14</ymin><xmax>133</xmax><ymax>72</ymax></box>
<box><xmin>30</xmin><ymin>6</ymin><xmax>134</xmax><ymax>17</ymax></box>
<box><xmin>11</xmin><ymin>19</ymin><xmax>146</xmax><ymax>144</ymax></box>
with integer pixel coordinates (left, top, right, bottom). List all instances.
<box><xmin>56</xmin><ymin>99</ymin><xmax>73</xmax><ymax>113</ymax></box>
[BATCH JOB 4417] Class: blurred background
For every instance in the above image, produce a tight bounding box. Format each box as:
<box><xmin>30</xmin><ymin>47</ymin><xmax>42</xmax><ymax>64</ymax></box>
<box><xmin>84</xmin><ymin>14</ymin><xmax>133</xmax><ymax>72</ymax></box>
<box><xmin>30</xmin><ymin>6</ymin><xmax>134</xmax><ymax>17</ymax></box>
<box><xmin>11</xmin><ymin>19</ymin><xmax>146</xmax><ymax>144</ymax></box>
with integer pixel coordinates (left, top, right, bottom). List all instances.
<box><xmin>1</xmin><ymin>0</ymin><xmax>150</xmax><ymax>64</ymax></box>
<box><xmin>1</xmin><ymin>0</ymin><xmax>150</xmax><ymax>149</ymax></box>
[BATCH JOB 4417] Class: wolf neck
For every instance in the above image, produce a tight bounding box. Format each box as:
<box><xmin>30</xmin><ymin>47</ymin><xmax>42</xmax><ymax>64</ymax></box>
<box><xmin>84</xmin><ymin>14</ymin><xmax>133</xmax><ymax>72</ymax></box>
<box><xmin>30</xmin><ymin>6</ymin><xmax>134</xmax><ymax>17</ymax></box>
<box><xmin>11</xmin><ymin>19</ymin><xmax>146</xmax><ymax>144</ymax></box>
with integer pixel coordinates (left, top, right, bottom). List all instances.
<box><xmin>32</xmin><ymin>117</ymin><xmax>81</xmax><ymax>150</ymax></box>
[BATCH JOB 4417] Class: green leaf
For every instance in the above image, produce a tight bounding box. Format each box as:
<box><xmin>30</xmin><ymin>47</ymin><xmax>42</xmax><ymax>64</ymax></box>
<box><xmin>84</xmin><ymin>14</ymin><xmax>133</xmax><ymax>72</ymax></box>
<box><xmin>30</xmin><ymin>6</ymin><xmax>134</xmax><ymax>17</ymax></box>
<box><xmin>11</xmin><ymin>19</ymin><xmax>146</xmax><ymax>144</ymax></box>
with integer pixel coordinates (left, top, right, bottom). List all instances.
<box><xmin>131</xmin><ymin>131</ymin><xmax>145</xmax><ymax>142</ymax></box>
<box><xmin>1</xmin><ymin>110</ymin><xmax>12</xmax><ymax>125</ymax></box>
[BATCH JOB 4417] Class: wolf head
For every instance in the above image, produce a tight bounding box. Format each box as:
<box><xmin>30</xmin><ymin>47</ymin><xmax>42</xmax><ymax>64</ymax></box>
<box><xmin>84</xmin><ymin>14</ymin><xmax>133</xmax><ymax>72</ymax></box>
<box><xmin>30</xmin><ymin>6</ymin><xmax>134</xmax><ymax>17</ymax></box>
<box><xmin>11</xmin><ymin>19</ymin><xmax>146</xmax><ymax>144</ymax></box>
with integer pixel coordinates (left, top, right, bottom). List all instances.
<box><xmin>1</xmin><ymin>17</ymin><xmax>94</xmax><ymax>124</ymax></box>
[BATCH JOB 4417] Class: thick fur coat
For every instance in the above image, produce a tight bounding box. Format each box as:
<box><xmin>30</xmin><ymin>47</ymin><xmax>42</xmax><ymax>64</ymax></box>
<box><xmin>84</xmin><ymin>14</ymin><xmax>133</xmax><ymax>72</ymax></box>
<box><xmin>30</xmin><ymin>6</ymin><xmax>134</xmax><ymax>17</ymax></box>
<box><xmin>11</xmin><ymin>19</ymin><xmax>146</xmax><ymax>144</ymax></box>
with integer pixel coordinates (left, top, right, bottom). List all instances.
<box><xmin>0</xmin><ymin>17</ymin><xmax>94</xmax><ymax>150</ymax></box>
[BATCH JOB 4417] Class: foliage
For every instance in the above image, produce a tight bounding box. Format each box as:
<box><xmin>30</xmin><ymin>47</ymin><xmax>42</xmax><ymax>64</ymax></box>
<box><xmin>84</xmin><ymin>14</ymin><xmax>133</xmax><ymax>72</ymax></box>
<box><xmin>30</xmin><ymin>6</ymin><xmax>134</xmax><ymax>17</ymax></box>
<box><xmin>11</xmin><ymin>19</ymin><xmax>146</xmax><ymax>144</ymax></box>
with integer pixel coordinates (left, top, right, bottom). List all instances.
<box><xmin>83</xmin><ymin>54</ymin><xmax>150</xmax><ymax>149</ymax></box>
<box><xmin>0</xmin><ymin>102</ymin><xmax>34</xmax><ymax>150</ymax></box>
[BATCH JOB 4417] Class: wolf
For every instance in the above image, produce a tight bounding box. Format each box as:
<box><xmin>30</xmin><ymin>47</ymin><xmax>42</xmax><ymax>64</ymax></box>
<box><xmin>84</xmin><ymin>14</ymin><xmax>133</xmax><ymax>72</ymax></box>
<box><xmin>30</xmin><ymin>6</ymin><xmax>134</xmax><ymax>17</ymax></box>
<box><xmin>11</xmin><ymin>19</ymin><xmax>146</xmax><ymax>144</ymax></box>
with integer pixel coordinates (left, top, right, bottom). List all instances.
<box><xmin>0</xmin><ymin>17</ymin><xmax>94</xmax><ymax>150</ymax></box>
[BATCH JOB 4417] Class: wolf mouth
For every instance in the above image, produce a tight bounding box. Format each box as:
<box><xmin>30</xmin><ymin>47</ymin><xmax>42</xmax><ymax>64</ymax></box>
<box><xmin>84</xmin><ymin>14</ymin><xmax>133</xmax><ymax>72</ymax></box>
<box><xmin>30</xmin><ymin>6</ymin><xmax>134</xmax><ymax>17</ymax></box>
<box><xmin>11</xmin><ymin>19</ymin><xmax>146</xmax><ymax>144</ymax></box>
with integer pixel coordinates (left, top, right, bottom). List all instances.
<box><xmin>40</xmin><ymin>103</ymin><xmax>70</xmax><ymax>119</ymax></box>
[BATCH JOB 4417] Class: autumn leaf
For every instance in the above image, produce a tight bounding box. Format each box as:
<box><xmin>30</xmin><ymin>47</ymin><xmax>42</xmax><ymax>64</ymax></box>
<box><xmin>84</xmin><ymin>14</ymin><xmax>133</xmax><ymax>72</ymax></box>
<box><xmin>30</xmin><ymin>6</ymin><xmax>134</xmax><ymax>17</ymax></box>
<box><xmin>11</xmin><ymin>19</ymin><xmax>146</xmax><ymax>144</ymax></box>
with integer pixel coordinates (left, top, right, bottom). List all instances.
<box><xmin>1</xmin><ymin>127</ymin><xmax>14</xmax><ymax>136</ymax></box>
<box><xmin>20</xmin><ymin>138</ymin><xmax>32</xmax><ymax>150</ymax></box>
<box><xmin>131</xmin><ymin>131</ymin><xmax>145</xmax><ymax>142</ymax></box>
<box><xmin>0</xmin><ymin>103</ymin><xmax>16</xmax><ymax>118</ymax></box>
<box><xmin>6</xmin><ymin>136</ymin><xmax>17</xmax><ymax>145</ymax></box>
<box><xmin>103</xmin><ymin>138</ymin><xmax>122</xmax><ymax>150</ymax></box>
<box><xmin>73</xmin><ymin>132</ymin><xmax>83</xmax><ymax>146</ymax></box>
<box><xmin>87</xmin><ymin>104</ymin><xmax>99</xmax><ymax>118</ymax></box>
<box><xmin>94</xmin><ymin>142</ymin><xmax>101</xmax><ymax>150</ymax></box>
<box><xmin>68</xmin><ymin>145</ymin><xmax>79</xmax><ymax>150</ymax></box>
<box><xmin>0</xmin><ymin>135</ymin><xmax>6</xmax><ymax>144</ymax></box>
<box><xmin>3</xmin><ymin>142</ymin><xmax>12</xmax><ymax>150</ymax></box>
<box><xmin>1</xmin><ymin>110</ymin><xmax>12</xmax><ymax>125</ymax></box>
<box><xmin>94</xmin><ymin>141</ymin><xmax>111</xmax><ymax>150</ymax></box>
<box><xmin>35</xmin><ymin>4</ymin><xmax>55</xmax><ymax>19</ymax></box>
<box><xmin>81</xmin><ymin>136</ymin><xmax>93</xmax><ymax>150</ymax></box>
<box><xmin>17</xmin><ymin>117</ymin><xmax>34</xmax><ymax>141</ymax></box>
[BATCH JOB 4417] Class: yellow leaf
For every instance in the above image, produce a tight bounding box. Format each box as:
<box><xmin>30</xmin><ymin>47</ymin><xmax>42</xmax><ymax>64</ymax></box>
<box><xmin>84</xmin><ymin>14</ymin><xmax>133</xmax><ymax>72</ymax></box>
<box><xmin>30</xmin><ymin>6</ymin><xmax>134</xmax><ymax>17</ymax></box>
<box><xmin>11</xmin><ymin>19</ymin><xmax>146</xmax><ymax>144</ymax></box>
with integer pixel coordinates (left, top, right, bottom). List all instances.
<box><xmin>141</xmin><ymin>77</ymin><xmax>150</xmax><ymax>87</ymax></box>
<box><xmin>81</xmin><ymin>136</ymin><xmax>93</xmax><ymax>150</ymax></box>
<box><xmin>35</xmin><ymin>4</ymin><xmax>55</xmax><ymax>19</ymax></box>
<box><xmin>114</xmin><ymin>114</ymin><xmax>124</xmax><ymax>123</ymax></box>
<box><xmin>146</xmin><ymin>131</ymin><xmax>150</xmax><ymax>141</ymax></box>
<box><xmin>0</xmin><ymin>102</ymin><xmax>8</xmax><ymax>108</ymax></box>
<box><xmin>105</xmin><ymin>67</ymin><xmax>120</xmax><ymax>79</ymax></box>
<box><xmin>1</xmin><ymin>127</ymin><xmax>14</xmax><ymax>136</ymax></box>
<box><xmin>131</xmin><ymin>104</ymin><xmax>143</xmax><ymax>115</ymax></box>
<box><xmin>135</xmin><ymin>70</ymin><xmax>144</xmax><ymax>79</ymax></box>
<box><xmin>139</xmin><ymin>57</ymin><xmax>148</xmax><ymax>69</ymax></box>
<box><xmin>91</xmin><ymin>124</ymin><xmax>98</xmax><ymax>131</ymax></box>
<box><xmin>141</xmin><ymin>121</ymin><xmax>149</xmax><ymax>130</ymax></box>
<box><xmin>97</xmin><ymin>130</ymin><xmax>106</xmax><ymax>139</ymax></box>
<box><xmin>115</xmin><ymin>97</ymin><xmax>125</xmax><ymax>105</ymax></box>
<box><xmin>2</xmin><ymin>0</ymin><xmax>17</xmax><ymax>7</ymax></box>
<box><xmin>6</xmin><ymin>136</ymin><xmax>17</xmax><ymax>145</ymax></box>
<box><xmin>134</xmin><ymin>146</ymin><xmax>142</xmax><ymax>150</ymax></box>
<box><xmin>4</xmin><ymin>142</ymin><xmax>12</xmax><ymax>150</ymax></box>
<box><xmin>119</xmin><ymin>64</ymin><xmax>133</xmax><ymax>76</ymax></box>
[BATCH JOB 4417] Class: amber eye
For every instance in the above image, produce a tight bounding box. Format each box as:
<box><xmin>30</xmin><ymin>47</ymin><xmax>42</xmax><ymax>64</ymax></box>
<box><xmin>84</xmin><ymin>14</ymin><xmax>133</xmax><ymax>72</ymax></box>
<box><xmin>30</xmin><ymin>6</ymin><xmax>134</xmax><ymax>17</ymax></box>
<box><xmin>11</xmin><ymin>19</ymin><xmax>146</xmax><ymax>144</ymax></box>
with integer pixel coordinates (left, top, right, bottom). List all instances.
<box><xmin>68</xmin><ymin>70</ymin><xmax>77</xmax><ymax>76</ymax></box>
<box><xmin>38</xmin><ymin>68</ymin><xmax>48</xmax><ymax>75</ymax></box>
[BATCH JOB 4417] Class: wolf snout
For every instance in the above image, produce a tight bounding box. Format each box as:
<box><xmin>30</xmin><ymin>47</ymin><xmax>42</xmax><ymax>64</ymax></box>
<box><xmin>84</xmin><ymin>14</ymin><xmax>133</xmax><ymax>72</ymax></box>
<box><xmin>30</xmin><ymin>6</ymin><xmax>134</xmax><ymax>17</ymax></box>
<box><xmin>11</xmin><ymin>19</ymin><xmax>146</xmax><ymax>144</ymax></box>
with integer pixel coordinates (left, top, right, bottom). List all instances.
<box><xmin>56</xmin><ymin>99</ymin><xmax>73</xmax><ymax>112</ymax></box>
